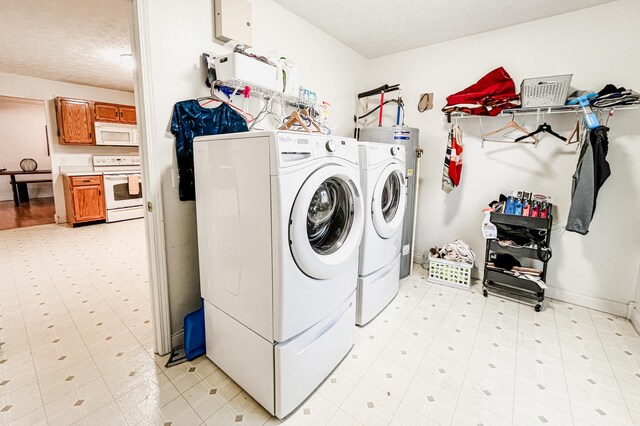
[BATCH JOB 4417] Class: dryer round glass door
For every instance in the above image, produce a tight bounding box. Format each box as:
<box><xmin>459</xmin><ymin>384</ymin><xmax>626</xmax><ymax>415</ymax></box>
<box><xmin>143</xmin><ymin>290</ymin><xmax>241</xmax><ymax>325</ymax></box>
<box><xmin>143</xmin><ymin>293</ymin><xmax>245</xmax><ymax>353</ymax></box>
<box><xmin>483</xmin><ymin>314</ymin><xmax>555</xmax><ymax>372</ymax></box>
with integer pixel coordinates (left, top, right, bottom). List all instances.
<box><xmin>381</xmin><ymin>172</ymin><xmax>402</xmax><ymax>223</ymax></box>
<box><xmin>290</xmin><ymin>165</ymin><xmax>364</xmax><ymax>280</ymax></box>
<box><xmin>372</xmin><ymin>163</ymin><xmax>406</xmax><ymax>239</ymax></box>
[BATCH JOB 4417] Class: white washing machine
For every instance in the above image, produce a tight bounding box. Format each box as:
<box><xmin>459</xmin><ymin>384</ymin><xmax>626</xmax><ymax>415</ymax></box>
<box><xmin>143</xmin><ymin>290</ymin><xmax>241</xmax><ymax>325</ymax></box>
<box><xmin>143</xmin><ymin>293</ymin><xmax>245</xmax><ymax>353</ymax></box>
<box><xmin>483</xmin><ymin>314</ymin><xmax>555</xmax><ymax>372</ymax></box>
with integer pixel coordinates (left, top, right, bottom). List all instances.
<box><xmin>193</xmin><ymin>131</ymin><xmax>364</xmax><ymax>419</ymax></box>
<box><xmin>356</xmin><ymin>142</ymin><xmax>406</xmax><ymax>325</ymax></box>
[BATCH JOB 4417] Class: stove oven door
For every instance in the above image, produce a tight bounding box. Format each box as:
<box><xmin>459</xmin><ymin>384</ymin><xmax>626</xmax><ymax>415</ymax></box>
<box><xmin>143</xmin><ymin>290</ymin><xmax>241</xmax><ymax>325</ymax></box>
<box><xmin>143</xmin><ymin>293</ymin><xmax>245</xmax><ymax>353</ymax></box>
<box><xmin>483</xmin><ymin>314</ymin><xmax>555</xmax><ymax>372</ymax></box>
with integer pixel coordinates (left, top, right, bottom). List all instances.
<box><xmin>103</xmin><ymin>173</ymin><xmax>144</xmax><ymax>210</ymax></box>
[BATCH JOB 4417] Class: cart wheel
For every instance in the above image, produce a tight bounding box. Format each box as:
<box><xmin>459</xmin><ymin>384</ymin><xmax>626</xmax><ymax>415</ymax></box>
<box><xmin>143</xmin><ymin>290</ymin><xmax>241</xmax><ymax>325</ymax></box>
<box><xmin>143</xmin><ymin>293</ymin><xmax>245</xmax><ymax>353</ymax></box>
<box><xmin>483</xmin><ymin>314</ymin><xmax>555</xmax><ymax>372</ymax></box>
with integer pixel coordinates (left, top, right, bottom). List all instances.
<box><xmin>535</xmin><ymin>304</ymin><xmax>542</xmax><ymax>312</ymax></box>
<box><xmin>482</xmin><ymin>288</ymin><xmax>488</xmax><ymax>298</ymax></box>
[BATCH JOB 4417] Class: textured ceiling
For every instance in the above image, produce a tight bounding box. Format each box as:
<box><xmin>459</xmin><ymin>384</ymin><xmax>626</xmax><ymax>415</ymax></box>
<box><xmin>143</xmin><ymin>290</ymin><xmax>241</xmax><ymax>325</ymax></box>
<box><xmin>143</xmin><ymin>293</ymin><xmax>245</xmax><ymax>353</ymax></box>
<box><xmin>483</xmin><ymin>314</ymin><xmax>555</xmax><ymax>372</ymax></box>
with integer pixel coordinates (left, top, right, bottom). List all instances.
<box><xmin>273</xmin><ymin>0</ymin><xmax>618</xmax><ymax>58</ymax></box>
<box><xmin>0</xmin><ymin>0</ymin><xmax>133</xmax><ymax>92</ymax></box>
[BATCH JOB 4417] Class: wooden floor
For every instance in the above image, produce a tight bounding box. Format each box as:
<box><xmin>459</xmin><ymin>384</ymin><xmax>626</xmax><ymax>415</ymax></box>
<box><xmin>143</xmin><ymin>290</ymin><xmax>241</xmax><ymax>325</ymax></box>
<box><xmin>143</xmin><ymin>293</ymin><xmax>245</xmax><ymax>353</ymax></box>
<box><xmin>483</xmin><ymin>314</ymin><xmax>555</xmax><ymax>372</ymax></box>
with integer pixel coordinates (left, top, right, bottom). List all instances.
<box><xmin>0</xmin><ymin>197</ymin><xmax>56</xmax><ymax>230</ymax></box>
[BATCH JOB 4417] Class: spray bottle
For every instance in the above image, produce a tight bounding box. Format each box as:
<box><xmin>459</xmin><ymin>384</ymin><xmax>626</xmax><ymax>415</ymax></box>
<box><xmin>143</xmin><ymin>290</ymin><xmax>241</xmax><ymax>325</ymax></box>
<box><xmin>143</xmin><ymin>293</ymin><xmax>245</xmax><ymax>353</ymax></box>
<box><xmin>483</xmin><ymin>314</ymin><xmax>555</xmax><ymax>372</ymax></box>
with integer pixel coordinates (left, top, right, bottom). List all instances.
<box><xmin>482</xmin><ymin>208</ymin><xmax>497</xmax><ymax>240</ymax></box>
<box><xmin>568</xmin><ymin>92</ymin><xmax>600</xmax><ymax>129</ymax></box>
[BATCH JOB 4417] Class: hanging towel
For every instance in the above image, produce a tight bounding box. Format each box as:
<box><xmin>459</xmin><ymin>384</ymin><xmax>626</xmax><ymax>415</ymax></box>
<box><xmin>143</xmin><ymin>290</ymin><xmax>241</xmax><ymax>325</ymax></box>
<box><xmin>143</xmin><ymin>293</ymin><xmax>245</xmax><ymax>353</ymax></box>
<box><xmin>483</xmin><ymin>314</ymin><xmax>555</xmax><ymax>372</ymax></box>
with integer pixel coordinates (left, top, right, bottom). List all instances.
<box><xmin>449</xmin><ymin>125</ymin><xmax>463</xmax><ymax>187</ymax></box>
<box><xmin>566</xmin><ymin>126</ymin><xmax>611</xmax><ymax>234</ymax></box>
<box><xmin>442</xmin><ymin>124</ymin><xmax>463</xmax><ymax>193</ymax></box>
<box><xmin>128</xmin><ymin>175</ymin><xmax>140</xmax><ymax>196</ymax></box>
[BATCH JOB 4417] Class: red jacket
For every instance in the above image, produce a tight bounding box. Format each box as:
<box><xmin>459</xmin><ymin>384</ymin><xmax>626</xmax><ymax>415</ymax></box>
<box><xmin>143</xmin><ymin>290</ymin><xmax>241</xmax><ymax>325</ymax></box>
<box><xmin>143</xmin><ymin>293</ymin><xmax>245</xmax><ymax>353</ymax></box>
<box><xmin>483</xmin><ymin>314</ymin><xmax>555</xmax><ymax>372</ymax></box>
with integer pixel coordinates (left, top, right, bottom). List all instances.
<box><xmin>444</xmin><ymin>67</ymin><xmax>519</xmax><ymax>116</ymax></box>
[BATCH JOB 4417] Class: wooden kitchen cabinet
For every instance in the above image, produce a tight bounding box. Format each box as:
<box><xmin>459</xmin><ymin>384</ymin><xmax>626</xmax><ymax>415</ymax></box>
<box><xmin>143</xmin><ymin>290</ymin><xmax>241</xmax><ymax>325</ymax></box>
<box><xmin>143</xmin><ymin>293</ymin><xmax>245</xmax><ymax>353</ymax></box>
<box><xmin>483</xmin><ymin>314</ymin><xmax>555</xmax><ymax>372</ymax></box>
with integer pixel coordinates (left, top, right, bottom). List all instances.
<box><xmin>55</xmin><ymin>97</ymin><xmax>137</xmax><ymax>145</ymax></box>
<box><xmin>55</xmin><ymin>97</ymin><xmax>95</xmax><ymax>145</ymax></box>
<box><xmin>94</xmin><ymin>103</ymin><xmax>120</xmax><ymax>123</ymax></box>
<box><xmin>119</xmin><ymin>105</ymin><xmax>137</xmax><ymax>124</ymax></box>
<box><xmin>63</xmin><ymin>175</ymin><xmax>106</xmax><ymax>226</ymax></box>
<box><xmin>94</xmin><ymin>102</ymin><xmax>137</xmax><ymax>124</ymax></box>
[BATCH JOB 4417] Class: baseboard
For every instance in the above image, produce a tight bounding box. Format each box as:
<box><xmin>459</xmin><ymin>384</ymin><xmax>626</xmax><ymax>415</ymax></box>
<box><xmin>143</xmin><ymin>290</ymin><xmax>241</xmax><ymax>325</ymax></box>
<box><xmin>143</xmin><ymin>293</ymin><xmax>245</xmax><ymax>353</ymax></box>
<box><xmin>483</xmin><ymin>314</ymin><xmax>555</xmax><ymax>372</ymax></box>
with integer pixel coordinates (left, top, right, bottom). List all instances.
<box><xmin>471</xmin><ymin>267</ymin><xmax>630</xmax><ymax>317</ymax></box>
<box><xmin>629</xmin><ymin>302</ymin><xmax>640</xmax><ymax>335</ymax></box>
<box><xmin>543</xmin><ymin>287</ymin><xmax>629</xmax><ymax>317</ymax></box>
<box><xmin>171</xmin><ymin>329</ymin><xmax>184</xmax><ymax>349</ymax></box>
<box><xmin>412</xmin><ymin>259</ymin><xmax>632</xmax><ymax>319</ymax></box>
<box><xmin>0</xmin><ymin>195</ymin><xmax>54</xmax><ymax>202</ymax></box>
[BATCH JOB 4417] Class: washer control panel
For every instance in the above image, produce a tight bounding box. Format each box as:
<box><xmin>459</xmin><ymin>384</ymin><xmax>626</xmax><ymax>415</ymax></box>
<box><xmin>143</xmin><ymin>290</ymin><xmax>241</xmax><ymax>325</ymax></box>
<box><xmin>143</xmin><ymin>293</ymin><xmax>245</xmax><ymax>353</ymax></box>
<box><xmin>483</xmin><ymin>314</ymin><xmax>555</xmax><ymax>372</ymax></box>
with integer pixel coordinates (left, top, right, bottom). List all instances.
<box><xmin>277</xmin><ymin>132</ymin><xmax>359</xmax><ymax>167</ymax></box>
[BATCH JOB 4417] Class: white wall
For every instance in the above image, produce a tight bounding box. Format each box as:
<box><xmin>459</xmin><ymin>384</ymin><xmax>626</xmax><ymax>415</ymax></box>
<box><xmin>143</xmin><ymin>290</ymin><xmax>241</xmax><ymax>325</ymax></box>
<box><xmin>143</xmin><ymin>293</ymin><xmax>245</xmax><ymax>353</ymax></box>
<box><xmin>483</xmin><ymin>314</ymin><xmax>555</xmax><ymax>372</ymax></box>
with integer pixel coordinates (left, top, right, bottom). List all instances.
<box><xmin>0</xmin><ymin>72</ymin><xmax>136</xmax><ymax>222</ymax></box>
<box><xmin>633</xmin><ymin>267</ymin><xmax>640</xmax><ymax>331</ymax></box>
<box><xmin>135</xmin><ymin>0</ymin><xmax>367</xmax><ymax>336</ymax></box>
<box><xmin>0</xmin><ymin>96</ymin><xmax>52</xmax><ymax>201</ymax></box>
<box><xmin>636</xmin><ymin>266</ymin><xmax>640</xmax><ymax>308</ymax></box>
<box><xmin>365</xmin><ymin>0</ymin><xmax>640</xmax><ymax>315</ymax></box>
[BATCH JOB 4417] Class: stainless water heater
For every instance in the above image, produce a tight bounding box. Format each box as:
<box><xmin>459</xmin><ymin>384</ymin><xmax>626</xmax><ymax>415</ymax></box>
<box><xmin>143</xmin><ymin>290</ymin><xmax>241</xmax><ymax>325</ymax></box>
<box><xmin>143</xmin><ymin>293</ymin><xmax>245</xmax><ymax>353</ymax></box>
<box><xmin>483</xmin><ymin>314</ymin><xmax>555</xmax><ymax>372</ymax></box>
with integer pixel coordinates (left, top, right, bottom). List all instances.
<box><xmin>358</xmin><ymin>126</ymin><xmax>420</xmax><ymax>278</ymax></box>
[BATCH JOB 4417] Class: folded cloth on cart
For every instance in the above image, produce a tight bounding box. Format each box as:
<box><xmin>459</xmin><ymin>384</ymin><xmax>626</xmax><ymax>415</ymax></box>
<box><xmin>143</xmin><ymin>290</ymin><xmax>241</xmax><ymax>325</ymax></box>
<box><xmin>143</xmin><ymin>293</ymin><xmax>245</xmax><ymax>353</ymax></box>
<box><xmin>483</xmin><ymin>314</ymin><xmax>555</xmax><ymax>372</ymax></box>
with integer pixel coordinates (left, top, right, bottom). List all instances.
<box><xmin>486</xmin><ymin>264</ymin><xmax>547</xmax><ymax>289</ymax></box>
<box><xmin>437</xmin><ymin>240</ymin><xmax>476</xmax><ymax>266</ymax></box>
<box><xmin>486</xmin><ymin>263</ymin><xmax>541</xmax><ymax>276</ymax></box>
<box><xmin>510</xmin><ymin>270</ymin><xmax>547</xmax><ymax>289</ymax></box>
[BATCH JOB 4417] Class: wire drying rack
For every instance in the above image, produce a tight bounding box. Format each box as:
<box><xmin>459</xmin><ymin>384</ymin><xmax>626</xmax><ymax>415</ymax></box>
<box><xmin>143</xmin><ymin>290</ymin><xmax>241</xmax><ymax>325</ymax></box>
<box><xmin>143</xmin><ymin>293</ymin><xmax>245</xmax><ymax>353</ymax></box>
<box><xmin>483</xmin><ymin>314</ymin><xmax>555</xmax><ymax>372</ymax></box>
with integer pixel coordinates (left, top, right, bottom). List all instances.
<box><xmin>448</xmin><ymin>103</ymin><xmax>640</xmax><ymax>119</ymax></box>
<box><xmin>214</xmin><ymin>78</ymin><xmax>314</xmax><ymax>109</ymax></box>
<box><xmin>447</xmin><ymin>103</ymin><xmax>639</xmax><ymax>148</ymax></box>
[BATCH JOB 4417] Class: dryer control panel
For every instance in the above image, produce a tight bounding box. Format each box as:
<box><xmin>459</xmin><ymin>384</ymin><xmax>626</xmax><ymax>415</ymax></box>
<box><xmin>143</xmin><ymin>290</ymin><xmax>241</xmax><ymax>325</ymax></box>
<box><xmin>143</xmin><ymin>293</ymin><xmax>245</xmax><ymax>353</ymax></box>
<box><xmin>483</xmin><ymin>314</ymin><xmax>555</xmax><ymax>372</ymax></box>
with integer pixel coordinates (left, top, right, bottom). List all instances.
<box><xmin>358</xmin><ymin>141</ymin><xmax>406</xmax><ymax>168</ymax></box>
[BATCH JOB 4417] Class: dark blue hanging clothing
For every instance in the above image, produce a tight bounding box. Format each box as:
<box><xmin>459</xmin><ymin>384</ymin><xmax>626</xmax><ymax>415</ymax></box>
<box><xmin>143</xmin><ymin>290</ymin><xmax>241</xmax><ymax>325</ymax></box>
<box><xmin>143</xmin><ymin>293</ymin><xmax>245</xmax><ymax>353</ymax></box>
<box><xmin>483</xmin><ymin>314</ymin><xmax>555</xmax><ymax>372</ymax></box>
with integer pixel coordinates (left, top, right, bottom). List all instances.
<box><xmin>170</xmin><ymin>100</ymin><xmax>248</xmax><ymax>201</ymax></box>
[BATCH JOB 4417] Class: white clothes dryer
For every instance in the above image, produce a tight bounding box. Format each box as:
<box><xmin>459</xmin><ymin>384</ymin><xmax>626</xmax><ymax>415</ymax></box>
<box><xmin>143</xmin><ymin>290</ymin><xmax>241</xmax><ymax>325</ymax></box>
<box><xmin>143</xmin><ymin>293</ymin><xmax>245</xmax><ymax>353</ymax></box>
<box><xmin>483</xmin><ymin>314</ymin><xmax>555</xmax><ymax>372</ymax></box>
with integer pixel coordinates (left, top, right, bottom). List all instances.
<box><xmin>194</xmin><ymin>131</ymin><xmax>364</xmax><ymax>419</ymax></box>
<box><xmin>356</xmin><ymin>141</ymin><xmax>406</xmax><ymax>325</ymax></box>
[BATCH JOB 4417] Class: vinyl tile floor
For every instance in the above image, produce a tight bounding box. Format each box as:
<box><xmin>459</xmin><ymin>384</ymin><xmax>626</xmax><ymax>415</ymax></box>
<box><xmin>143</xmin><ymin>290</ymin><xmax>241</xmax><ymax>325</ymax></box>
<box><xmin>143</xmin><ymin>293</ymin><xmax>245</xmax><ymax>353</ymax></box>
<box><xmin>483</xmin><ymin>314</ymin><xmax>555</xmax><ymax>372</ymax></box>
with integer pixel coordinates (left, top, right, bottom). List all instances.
<box><xmin>1</xmin><ymin>220</ymin><xmax>640</xmax><ymax>425</ymax></box>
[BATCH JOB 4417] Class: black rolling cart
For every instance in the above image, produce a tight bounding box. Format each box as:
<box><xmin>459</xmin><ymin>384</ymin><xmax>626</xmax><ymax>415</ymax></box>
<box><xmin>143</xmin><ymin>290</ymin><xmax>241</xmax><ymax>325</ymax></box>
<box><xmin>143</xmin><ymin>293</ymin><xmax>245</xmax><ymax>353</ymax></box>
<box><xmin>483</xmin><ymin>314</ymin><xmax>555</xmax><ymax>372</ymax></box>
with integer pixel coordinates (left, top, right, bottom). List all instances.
<box><xmin>482</xmin><ymin>212</ymin><xmax>552</xmax><ymax>312</ymax></box>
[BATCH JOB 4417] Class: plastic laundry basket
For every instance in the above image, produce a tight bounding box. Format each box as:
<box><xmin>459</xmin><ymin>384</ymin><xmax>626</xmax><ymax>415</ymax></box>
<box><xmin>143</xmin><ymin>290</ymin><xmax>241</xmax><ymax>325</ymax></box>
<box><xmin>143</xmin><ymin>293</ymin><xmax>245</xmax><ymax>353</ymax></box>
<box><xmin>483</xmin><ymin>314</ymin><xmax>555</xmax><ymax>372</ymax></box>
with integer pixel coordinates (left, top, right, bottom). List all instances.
<box><xmin>520</xmin><ymin>74</ymin><xmax>572</xmax><ymax>107</ymax></box>
<box><xmin>427</xmin><ymin>257</ymin><xmax>472</xmax><ymax>291</ymax></box>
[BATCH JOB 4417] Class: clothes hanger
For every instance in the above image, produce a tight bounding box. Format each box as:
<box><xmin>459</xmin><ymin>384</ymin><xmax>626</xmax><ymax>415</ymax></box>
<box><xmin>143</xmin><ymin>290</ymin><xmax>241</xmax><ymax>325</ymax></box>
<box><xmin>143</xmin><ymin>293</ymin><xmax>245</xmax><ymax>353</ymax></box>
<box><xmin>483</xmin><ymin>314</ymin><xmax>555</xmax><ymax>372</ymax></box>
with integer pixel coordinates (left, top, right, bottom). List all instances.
<box><xmin>482</xmin><ymin>116</ymin><xmax>539</xmax><ymax>144</ymax></box>
<box><xmin>566</xmin><ymin>119</ymin><xmax>580</xmax><ymax>145</ymax></box>
<box><xmin>197</xmin><ymin>87</ymin><xmax>225</xmax><ymax>106</ymax></box>
<box><xmin>514</xmin><ymin>122</ymin><xmax>567</xmax><ymax>143</ymax></box>
<box><xmin>299</xmin><ymin>108</ymin><xmax>323</xmax><ymax>133</ymax></box>
<box><xmin>198</xmin><ymin>86</ymin><xmax>255</xmax><ymax>122</ymax></box>
<box><xmin>279</xmin><ymin>110</ymin><xmax>311</xmax><ymax>132</ymax></box>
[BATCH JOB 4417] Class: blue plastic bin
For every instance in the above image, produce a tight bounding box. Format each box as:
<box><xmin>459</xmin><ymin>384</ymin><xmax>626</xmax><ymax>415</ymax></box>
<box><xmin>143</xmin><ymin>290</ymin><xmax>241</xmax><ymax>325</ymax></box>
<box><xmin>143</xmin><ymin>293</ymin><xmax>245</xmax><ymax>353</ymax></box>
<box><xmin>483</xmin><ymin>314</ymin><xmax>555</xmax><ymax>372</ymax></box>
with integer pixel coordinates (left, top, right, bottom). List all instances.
<box><xmin>184</xmin><ymin>298</ymin><xmax>205</xmax><ymax>360</ymax></box>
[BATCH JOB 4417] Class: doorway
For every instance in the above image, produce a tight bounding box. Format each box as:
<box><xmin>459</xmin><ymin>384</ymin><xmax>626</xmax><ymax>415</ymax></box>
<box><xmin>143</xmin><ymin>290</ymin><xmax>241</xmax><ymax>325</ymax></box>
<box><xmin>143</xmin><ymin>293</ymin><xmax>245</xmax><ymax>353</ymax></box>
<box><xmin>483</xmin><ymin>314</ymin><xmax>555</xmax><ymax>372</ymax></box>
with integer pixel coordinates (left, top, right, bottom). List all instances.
<box><xmin>0</xmin><ymin>95</ymin><xmax>55</xmax><ymax>230</ymax></box>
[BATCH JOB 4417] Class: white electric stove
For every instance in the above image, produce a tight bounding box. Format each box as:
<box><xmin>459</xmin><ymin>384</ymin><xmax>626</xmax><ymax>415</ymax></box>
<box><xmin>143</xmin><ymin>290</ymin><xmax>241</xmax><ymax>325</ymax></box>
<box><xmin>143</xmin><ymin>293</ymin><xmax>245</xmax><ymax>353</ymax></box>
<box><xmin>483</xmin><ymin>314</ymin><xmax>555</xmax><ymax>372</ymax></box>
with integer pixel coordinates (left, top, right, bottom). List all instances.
<box><xmin>92</xmin><ymin>155</ymin><xmax>144</xmax><ymax>223</ymax></box>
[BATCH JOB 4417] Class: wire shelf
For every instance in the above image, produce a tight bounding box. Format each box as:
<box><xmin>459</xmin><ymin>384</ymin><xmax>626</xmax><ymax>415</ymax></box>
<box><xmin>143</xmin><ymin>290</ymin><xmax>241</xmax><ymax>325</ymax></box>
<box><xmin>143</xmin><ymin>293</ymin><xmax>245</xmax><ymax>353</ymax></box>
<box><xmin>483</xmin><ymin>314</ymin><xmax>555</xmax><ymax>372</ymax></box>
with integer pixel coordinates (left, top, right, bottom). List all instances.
<box><xmin>215</xmin><ymin>78</ymin><xmax>313</xmax><ymax>109</ymax></box>
<box><xmin>448</xmin><ymin>103</ymin><xmax>640</xmax><ymax>119</ymax></box>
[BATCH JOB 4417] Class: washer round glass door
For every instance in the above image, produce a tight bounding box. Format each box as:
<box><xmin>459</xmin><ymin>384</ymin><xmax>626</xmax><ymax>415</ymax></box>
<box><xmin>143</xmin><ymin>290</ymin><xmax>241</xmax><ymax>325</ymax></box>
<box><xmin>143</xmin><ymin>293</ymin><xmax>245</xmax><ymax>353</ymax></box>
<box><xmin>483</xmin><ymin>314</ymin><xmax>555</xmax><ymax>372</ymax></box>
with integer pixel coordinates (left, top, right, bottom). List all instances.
<box><xmin>290</xmin><ymin>165</ymin><xmax>364</xmax><ymax>280</ymax></box>
<box><xmin>372</xmin><ymin>163</ymin><xmax>406</xmax><ymax>239</ymax></box>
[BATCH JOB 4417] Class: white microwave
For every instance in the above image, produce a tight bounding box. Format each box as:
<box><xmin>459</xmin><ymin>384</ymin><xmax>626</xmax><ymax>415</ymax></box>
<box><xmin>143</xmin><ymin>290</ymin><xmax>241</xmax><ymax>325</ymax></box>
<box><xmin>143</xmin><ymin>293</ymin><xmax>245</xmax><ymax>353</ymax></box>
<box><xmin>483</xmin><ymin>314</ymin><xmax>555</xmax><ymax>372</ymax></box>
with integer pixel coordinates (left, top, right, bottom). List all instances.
<box><xmin>94</xmin><ymin>122</ymin><xmax>138</xmax><ymax>146</ymax></box>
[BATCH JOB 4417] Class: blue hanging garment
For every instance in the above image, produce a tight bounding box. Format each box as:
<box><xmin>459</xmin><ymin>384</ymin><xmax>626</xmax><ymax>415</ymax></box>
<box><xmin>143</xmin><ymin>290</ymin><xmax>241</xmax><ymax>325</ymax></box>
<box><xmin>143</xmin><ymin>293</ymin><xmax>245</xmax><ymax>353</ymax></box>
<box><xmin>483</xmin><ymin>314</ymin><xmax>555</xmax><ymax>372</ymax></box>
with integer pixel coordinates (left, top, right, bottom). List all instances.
<box><xmin>170</xmin><ymin>100</ymin><xmax>248</xmax><ymax>201</ymax></box>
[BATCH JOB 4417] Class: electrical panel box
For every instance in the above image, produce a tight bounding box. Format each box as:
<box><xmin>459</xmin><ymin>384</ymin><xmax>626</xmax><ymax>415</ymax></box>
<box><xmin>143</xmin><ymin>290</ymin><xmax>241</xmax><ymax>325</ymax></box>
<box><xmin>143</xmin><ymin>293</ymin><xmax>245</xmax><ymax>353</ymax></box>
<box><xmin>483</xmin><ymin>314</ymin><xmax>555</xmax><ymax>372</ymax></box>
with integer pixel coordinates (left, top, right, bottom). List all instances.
<box><xmin>214</xmin><ymin>0</ymin><xmax>253</xmax><ymax>48</ymax></box>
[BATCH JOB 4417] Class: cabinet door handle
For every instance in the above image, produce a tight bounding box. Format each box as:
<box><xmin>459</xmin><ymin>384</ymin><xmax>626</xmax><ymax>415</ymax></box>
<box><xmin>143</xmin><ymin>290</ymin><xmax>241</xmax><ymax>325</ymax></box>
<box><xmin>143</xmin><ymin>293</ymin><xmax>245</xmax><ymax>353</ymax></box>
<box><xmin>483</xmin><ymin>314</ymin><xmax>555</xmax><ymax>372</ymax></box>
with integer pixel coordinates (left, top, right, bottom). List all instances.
<box><xmin>82</xmin><ymin>179</ymin><xmax>91</xmax><ymax>183</ymax></box>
